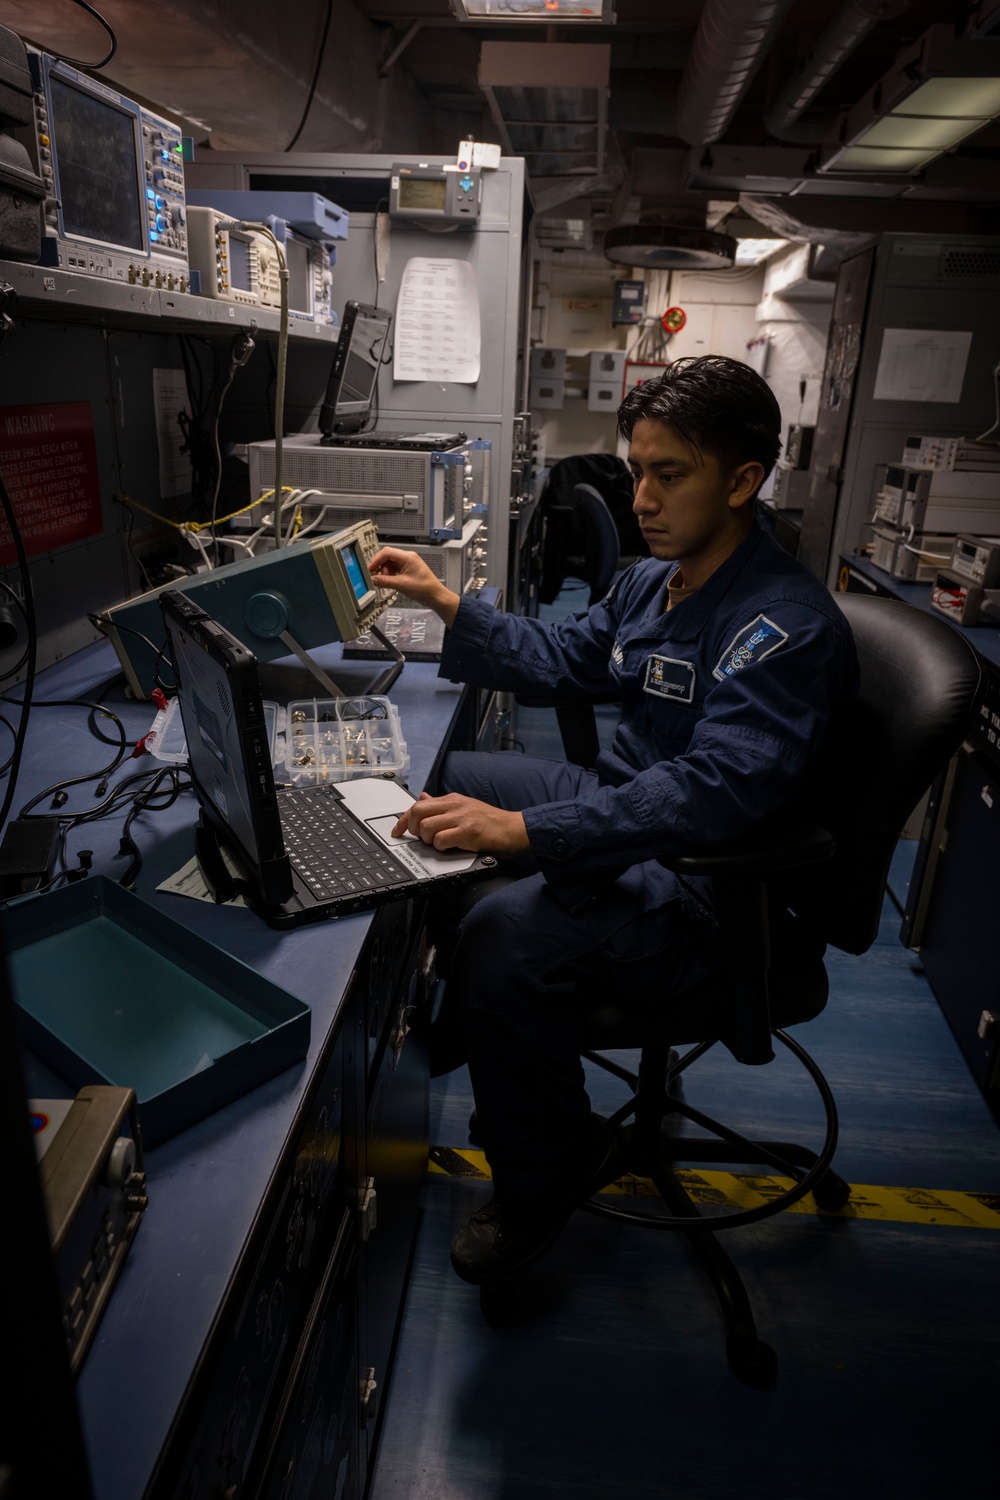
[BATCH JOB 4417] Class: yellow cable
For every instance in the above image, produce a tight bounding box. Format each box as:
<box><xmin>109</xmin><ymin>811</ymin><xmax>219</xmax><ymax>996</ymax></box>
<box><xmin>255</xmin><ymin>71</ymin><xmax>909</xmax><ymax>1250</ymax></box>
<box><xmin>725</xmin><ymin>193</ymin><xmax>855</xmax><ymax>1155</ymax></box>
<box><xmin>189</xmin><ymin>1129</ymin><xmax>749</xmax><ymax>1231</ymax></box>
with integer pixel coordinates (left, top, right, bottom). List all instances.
<box><xmin>117</xmin><ymin>488</ymin><xmax>297</xmax><ymax>533</ymax></box>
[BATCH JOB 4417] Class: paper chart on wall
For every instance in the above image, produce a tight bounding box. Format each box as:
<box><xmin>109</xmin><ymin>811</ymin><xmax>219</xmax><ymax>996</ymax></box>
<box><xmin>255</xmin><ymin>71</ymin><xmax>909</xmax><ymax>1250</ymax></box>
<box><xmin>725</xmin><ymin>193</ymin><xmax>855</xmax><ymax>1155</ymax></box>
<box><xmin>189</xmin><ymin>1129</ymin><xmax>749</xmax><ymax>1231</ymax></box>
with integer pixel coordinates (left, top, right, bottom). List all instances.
<box><xmin>872</xmin><ymin>328</ymin><xmax>972</xmax><ymax>404</ymax></box>
<box><xmin>152</xmin><ymin>367</ymin><xmax>194</xmax><ymax>496</ymax></box>
<box><xmin>393</xmin><ymin>257</ymin><xmax>481</xmax><ymax>384</ymax></box>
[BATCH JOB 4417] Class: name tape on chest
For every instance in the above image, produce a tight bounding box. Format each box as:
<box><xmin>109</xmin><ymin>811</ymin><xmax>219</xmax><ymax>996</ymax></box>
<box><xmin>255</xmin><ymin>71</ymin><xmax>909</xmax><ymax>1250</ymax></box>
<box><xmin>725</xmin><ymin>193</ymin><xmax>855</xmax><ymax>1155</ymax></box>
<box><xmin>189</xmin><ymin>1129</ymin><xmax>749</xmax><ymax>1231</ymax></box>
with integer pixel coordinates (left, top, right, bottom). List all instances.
<box><xmin>644</xmin><ymin>654</ymin><xmax>696</xmax><ymax>703</ymax></box>
<box><xmin>713</xmin><ymin>614</ymin><xmax>789</xmax><ymax>681</ymax></box>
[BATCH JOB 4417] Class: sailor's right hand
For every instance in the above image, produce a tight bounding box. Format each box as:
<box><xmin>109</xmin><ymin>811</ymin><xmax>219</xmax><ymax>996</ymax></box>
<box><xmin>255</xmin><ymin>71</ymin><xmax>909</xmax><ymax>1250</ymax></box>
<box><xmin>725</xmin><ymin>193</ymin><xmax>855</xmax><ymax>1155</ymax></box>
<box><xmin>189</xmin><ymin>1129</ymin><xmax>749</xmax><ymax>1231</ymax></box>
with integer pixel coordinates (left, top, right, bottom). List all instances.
<box><xmin>369</xmin><ymin>547</ymin><xmax>460</xmax><ymax>625</ymax></box>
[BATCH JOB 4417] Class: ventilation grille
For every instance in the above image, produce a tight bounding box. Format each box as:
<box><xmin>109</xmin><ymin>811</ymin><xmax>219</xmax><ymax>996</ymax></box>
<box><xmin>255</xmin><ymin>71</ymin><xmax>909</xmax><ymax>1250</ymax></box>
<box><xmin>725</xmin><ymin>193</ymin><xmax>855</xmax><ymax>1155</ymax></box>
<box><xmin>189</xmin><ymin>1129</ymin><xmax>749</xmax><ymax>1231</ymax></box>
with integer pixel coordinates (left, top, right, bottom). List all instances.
<box><xmin>272</xmin><ymin>451</ymin><xmax>428</xmax><ymax>492</ymax></box>
<box><xmin>940</xmin><ymin>248</ymin><xmax>1000</xmax><ymax>281</ymax></box>
<box><xmin>217</xmin><ymin>679</ymin><xmax>232</xmax><ymax>717</ymax></box>
<box><xmin>249</xmin><ymin>443</ymin><xmax>434</xmax><ymax>538</ymax></box>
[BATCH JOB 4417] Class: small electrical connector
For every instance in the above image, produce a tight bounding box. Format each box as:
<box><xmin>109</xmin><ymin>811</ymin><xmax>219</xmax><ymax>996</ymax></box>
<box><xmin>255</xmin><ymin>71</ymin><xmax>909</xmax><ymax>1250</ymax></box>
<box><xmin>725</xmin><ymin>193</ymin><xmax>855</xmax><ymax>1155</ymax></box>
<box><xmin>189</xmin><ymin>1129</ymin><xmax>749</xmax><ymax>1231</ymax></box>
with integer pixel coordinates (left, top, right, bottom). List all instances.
<box><xmin>51</xmin><ymin>790</ymin><xmax>69</xmax><ymax>808</ymax></box>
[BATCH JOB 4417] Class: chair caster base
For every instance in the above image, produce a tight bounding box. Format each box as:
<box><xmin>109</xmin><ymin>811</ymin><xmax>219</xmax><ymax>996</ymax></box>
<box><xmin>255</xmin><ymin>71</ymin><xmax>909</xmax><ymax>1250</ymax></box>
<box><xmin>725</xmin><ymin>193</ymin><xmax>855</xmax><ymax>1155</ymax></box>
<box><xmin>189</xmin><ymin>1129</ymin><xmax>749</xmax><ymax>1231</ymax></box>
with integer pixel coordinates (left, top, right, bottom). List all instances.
<box><xmin>479</xmin><ymin>1278</ymin><xmax>517</xmax><ymax>1328</ymax></box>
<box><xmin>812</xmin><ymin>1169</ymin><xmax>852</xmax><ymax>1213</ymax></box>
<box><xmin>726</xmin><ymin>1334</ymin><xmax>778</xmax><ymax>1390</ymax></box>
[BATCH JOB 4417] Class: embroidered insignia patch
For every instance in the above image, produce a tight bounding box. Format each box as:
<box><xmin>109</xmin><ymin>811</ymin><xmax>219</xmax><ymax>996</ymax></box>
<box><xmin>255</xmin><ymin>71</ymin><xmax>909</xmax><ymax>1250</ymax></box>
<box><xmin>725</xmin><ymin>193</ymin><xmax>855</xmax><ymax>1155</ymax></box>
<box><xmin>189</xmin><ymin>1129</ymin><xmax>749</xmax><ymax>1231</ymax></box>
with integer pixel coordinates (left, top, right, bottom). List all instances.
<box><xmin>712</xmin><ymin>614</ymin><xmax>789</xmax><ymax>681</ymax></box>
<box><xmin>644</xmin><ymin>654</ymin><xmax>696</xmax><ymax>703</ymax></box>
<box><xmin>611</xmin><ymin>640</ymin><xmax>624</xmax><ymax>668</ymax></box>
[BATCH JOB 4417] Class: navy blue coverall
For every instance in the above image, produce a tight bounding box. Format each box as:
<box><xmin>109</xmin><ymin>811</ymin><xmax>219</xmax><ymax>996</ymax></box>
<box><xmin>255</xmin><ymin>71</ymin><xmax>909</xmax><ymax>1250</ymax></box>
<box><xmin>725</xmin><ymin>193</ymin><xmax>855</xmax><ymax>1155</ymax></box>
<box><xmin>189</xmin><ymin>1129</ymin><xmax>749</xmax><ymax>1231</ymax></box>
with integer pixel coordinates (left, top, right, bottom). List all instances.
<box><xmin>435</xmin><ymin>522</ymin><xmax>858</xmax><ymax>1201</ymax></box>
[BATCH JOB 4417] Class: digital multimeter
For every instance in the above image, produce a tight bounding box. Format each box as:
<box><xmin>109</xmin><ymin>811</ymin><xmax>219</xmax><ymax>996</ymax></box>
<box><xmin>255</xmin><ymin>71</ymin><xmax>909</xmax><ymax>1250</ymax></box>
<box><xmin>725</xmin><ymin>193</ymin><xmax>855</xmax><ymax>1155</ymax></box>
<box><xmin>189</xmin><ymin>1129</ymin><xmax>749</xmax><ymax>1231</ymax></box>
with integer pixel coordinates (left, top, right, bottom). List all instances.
<box><xmin>389</xmin><ymin>164</ymin><xmax>482</xmax><ymax>230</ymax></box>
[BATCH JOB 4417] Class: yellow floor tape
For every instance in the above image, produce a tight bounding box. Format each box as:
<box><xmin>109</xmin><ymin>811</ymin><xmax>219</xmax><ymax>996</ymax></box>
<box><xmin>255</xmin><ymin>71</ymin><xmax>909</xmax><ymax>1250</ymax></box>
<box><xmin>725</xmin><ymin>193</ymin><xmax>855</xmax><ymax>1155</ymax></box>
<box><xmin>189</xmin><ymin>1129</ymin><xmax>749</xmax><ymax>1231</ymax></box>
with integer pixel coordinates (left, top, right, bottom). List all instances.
<box><xmin>428</xmin><ymin>1147</ymin><xmax>1000</xmax><ymax>1229</ymax></box>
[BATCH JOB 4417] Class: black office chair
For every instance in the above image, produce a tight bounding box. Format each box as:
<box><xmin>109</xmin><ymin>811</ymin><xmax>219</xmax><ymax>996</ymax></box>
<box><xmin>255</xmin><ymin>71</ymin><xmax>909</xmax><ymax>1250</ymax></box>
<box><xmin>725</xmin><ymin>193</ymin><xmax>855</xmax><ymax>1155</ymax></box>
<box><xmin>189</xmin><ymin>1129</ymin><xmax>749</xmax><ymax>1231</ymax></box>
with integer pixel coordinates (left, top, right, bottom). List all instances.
<box><xmin>537</xmin><ymin>456</ymin><xmax>643</xmax><ymax>605</ymax></box>
<box><xmin>478</xmin><ymin>595</ymin><xmax>983</xmax><ymax>1386</ymax></box>
<box><xmin>558</xmin><ymin>483</ymin><xmax>622</xmax><ymax>606</ymax></box>
<box><xmin>519</xmin><ymin>483</ymin><xmax>622</xmax><ymax>768</ymax></box>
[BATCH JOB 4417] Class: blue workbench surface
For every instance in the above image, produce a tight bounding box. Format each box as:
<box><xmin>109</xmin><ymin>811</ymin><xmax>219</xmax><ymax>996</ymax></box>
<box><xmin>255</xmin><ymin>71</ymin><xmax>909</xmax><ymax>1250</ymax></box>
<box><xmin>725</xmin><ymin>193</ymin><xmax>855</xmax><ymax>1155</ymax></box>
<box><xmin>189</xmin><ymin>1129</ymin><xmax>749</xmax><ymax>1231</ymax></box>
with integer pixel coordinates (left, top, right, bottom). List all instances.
<box><xmin>842</xmin><ymin>553</ymin><xmax>1000</xmax><ymax>670</ymax></box>
<box><xmin>7</xmin><ymin>636</ymin><xmax>468</xmax><ymax>1500</ymax></box>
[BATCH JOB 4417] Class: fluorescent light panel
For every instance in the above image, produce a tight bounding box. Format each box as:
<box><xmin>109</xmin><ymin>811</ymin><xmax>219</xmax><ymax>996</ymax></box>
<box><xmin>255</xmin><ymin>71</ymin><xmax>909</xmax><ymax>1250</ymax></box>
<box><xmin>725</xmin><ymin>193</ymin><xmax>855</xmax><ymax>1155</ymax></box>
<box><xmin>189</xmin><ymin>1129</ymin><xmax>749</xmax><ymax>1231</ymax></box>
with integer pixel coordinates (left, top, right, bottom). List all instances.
<box><xmin>894</xmin><ymin>76</ymin><xmax>1000</xmax><ymax>118</ymax></box>
<box><xmin>820</xmin><ymin>28</ymin><xmax>1000</xmax><ymax>175</ymax></box>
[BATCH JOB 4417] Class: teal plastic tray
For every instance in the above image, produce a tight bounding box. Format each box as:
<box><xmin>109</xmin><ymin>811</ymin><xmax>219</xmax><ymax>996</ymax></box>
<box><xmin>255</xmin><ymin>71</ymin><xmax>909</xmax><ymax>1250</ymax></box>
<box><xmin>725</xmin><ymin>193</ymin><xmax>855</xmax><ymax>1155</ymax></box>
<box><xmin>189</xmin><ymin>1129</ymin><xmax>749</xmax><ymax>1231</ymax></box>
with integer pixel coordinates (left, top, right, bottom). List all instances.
<box><xmin>3</xmin><ymin>878</ymin><xmax>310</xmax><ymax>1148</ymax></box>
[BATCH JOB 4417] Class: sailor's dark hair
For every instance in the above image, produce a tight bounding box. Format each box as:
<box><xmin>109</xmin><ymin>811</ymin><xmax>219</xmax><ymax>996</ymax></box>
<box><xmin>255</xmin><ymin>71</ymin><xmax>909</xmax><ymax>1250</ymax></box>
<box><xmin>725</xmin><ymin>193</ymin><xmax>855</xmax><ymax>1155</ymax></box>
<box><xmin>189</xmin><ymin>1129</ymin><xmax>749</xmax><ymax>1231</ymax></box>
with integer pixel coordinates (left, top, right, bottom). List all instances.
<box><xmin>617</xmin><ymin>355</ymin><xmax>782</xmax><ymax>481</ymax></box>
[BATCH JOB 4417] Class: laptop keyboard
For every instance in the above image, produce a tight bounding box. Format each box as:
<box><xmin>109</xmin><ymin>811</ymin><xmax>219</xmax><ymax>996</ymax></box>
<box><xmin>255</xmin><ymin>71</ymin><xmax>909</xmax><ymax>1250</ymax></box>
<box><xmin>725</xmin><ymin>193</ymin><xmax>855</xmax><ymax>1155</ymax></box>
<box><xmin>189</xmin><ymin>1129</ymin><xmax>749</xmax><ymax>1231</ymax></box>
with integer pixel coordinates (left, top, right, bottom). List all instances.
<box><xmin>278</xmin><ymin>786</ymin><xmax>411</xmax><ymax>901</ymax></box>
<box><xmin>323</xmin><ymin>429</ymin><xmax>465</xmax><ymax>451</ymax></box>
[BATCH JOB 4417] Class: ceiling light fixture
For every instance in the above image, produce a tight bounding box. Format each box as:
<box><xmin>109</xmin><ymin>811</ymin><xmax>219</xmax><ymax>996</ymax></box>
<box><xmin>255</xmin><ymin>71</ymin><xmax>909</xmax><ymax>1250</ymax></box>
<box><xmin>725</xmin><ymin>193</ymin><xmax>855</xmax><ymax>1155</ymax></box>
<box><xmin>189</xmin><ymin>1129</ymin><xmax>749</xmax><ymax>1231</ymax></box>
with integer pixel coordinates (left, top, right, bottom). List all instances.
<box><xmin>735</xmin><ymin>238</ymin><xmax>788</xmax><ymax>265</ymax></box>
<box><xmin>453</xmin><ymin>0</ymin><xmax>614</xmax><ymax>22</ymax></box>
<box><xmin>604</xmin><ymin>225</ymin><xmax>737</xmax><ymax>271</ymax></box>
<box><xmin>820</xmin><ymin>25</ymin><xmax>1000</xmax><ymax>175</ymax></box>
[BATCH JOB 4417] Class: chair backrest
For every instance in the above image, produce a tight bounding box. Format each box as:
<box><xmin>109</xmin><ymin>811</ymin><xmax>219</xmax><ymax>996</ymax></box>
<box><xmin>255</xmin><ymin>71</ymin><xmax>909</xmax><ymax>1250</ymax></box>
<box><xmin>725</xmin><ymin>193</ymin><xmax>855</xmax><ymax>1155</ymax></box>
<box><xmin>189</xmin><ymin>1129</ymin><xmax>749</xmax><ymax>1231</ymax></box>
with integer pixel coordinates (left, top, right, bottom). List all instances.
<box><xmin>788</xmin><ymin>593</ymin><xmax>982</xmax><ymax>955</ymax></box>
<box><xmin>538</xmin><ymin>456</ymin><xmax>640</xmax><ymax>604</ymax></box>
<box><xmin>571</xmin><ymin>483</ymin><xmax>621</xmax><ymax>604</ymax></box>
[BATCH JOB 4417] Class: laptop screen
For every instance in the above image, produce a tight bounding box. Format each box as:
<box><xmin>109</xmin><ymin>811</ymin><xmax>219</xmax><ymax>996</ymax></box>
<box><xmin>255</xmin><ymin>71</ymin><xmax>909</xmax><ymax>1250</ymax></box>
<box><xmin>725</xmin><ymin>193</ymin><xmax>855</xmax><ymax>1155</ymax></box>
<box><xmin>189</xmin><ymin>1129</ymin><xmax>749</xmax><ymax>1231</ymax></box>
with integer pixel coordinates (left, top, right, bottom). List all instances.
<box><xmin>319</xmin><ymin>301</ymin><xmax>391</xmax><ymax>435</ymax></box>
<box><xmin>163</xmin><ymin>601</ymin><xmax>269</xmax><ymax>873</ymax></box>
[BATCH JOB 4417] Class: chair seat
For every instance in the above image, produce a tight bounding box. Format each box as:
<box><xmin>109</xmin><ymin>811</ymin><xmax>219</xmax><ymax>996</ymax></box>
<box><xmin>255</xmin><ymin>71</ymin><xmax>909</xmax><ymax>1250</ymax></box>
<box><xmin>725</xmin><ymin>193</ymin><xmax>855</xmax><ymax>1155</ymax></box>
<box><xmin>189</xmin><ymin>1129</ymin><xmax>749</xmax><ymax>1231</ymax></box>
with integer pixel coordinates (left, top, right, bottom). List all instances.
<box><xmin>578</xmin><ymin>948</ymin><xmax>829</xmax><ymax>1052</ymax></box>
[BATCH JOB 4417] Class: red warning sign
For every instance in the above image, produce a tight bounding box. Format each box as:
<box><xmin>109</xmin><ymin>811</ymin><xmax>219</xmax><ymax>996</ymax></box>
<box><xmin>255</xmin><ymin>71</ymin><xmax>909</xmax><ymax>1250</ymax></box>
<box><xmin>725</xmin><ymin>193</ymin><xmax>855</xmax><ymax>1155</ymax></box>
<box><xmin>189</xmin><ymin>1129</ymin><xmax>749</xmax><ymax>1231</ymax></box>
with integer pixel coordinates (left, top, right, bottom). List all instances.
<box><xmin>0</xmin><ymin>401</ymin><xmax>103</xmax><ymax>566</ymax></box>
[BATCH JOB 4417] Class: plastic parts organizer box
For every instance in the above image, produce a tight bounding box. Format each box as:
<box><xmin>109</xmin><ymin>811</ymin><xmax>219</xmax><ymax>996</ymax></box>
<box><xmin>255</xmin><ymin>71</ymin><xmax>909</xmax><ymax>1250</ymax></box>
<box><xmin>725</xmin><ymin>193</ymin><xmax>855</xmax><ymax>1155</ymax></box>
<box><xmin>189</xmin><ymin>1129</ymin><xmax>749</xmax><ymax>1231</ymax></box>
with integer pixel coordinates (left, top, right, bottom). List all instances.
<box><xmin>146</xmin><ymin>694</ymin><xmax>409</xmax><ymax>786</ymax></box>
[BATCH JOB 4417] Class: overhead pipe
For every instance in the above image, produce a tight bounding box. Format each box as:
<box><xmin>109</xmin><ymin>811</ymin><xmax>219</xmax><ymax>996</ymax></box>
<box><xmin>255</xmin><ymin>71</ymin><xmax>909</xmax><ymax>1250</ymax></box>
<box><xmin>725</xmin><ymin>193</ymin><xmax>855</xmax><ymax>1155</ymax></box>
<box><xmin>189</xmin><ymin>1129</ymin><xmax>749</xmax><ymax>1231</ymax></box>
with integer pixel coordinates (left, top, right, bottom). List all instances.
<box><xmin>764</xmin><ymin>0</ymin><xmax>911</xmax><ymax>143</ymax></box>
<box><xmin>671</xmin><ymin>0</ymin><xmax>797</xmax><ymax>146</ymax></box>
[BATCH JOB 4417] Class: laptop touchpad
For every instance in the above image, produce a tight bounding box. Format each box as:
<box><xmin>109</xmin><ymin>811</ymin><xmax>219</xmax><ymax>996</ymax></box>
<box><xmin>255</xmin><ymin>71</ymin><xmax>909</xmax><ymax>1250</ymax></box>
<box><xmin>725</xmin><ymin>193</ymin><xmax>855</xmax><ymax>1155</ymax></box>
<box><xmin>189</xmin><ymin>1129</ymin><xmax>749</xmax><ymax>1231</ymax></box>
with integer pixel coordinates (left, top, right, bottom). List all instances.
<box><xmin>365</xmin><ymin>816</ymin><xmax>481</xmax><ymax>876</ymax></box>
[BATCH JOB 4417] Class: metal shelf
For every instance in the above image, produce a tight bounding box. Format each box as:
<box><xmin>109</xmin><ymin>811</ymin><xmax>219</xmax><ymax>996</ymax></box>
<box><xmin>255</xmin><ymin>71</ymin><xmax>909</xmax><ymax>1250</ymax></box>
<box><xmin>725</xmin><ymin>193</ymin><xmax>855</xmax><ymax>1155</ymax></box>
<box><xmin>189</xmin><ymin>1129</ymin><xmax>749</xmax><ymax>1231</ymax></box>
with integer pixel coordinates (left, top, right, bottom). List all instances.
<box><xmin>0</xmin><ymin>259</ymin><xmax>338</xmax><ymax>341</ymax></box>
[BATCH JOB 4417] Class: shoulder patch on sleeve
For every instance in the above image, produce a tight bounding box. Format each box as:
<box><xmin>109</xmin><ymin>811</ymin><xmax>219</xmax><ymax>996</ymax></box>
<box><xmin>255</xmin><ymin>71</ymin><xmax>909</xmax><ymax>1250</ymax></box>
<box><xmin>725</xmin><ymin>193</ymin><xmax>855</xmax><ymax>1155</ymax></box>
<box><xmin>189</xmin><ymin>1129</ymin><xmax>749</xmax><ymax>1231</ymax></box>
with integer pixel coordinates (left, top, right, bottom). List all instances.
<box><xmin>712</xmin><ymin>614</ymin><xmax>789</xmax><ymax>681</ymax></box>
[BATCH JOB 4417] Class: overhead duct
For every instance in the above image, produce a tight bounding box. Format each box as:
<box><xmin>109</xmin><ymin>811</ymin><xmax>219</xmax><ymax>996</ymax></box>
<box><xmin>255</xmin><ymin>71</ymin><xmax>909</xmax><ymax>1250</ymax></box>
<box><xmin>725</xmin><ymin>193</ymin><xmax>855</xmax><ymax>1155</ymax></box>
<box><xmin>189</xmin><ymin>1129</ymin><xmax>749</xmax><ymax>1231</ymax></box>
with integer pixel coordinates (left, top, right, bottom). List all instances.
<box><xmin>765</xmin><ymin>0</ymin><xmax>911</xmax><ymax>144</ymax></box>
<box><xmin>740</xmin><ymin>192</ymin><xmax>885</xmax><ymax>265</ymax></box>
<box><xmin>671</xmin><ymin>0</ymin><xmax>796</xmax><ymax>147</ymax></box>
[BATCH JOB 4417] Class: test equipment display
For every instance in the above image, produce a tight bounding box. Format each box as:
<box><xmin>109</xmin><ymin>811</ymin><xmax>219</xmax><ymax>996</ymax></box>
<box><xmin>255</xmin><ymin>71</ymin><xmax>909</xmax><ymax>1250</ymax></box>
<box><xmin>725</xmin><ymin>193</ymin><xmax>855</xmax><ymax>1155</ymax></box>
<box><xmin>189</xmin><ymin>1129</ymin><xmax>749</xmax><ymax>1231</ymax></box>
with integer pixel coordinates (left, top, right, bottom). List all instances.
<box><xmin>319</xmin><ymin>300</ymin><xmax>392</xmax><ymax>435</ymax></box>
<box><xmin>31</xmin><ymin>1085</ymin><xmax>147</xmax><ymax>1374</ymax></box>
<box><xmin>389</xmin><ymin>163</ymin><xmax>482</xmax><ymax>229</ymax></box>
<box><xmin>870</xmin><ymin>523</ymin><xmax>954</xmax><ymax>582</ymax></box>
<box><xmin>185</xmin><ymin>189</ymin><xmax>347</xmax><ymax>324</ymax></box>
<box><xmin>19</xmin><ymin>46</ymin><xmax>189</xmax><ymax>289</ymax></box>
<box><xmin>872</xmin><ymin>464</ymin><xmax>1000</xmax><ymax>534</ymax></box>
<box><xmin>901</xmin><ymin>434</ymin><xmax>1000</xmax><ymax>473</ymax></box>
<box><xmin>247</xmin><ymin>435</ymin><xmax>485</xmax><ymax>544</ymax></box>
<box><xmin>100</xmin><ymin>520</ymin><xmax>396</xmax><ymax>699</ymax></box>
<box><xmin>185</xmin><ymin>204</ymin><xmax>282</xmax><ymax>309</ymax></box>
<box><xmin>950</xmin><ymin>533</ymin><xmax>1000</xmax><ymax>589</ymax></box>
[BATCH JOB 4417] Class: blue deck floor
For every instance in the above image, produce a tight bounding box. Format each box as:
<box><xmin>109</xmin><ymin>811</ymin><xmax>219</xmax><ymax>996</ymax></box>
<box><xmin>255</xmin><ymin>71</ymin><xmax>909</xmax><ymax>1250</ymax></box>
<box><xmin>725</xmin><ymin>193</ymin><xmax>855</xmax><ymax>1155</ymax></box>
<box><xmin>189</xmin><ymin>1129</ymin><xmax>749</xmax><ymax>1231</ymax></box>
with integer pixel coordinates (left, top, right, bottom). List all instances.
<box><xmin>369</xmin><ymin>589</ymin><xmax>1000</xmax><ymax>1500</ymax></box>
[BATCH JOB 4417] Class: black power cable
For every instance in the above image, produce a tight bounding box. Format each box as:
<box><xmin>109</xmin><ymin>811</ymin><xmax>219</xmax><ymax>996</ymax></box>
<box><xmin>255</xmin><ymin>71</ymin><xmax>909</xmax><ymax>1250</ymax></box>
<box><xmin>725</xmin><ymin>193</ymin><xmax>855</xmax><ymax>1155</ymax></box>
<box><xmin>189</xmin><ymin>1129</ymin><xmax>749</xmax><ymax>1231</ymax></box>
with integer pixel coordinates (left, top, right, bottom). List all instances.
<box><xmin>285</xmin><ymin>0</ymin><xmax>334</xmax><ymax>150</ymax></box>
<box><xmin>57</xmin><ymin>0</ymin><xmax>118</xmax><ymax>70</ymax></box>
<box><xmin>2</xmin><ymin>694</ymin><xmax>128</xmax><ymax>817</ymax></box>
<box><xmin>0</xmin><ymin>580</ymin><xmax>29</xmax><ymax>682</ymax></box>
<box><xmin>0</xmin><ymin>473</ymin><xmax>37</xmax><ymax>833</ymax></box>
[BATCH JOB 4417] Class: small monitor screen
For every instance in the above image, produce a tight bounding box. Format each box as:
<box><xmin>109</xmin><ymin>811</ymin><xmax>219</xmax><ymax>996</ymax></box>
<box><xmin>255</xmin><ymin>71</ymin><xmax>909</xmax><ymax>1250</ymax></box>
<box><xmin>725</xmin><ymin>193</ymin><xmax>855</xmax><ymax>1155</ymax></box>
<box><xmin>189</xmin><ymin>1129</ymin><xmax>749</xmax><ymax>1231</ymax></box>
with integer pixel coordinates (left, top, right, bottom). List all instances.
<box><xmin>398</xmin><ymin>176</ymin><xmax>448</xmax><ymax>212</ymax></box>
<box><xmin>285</xmin><ymin>235</ymin><xmax>310</xmax><ymax>313</ymax></box>
<box><xmin>320</xmin><ymin>303</ymin><xmax>392</xmax><ymax>434</ymax></box>
<box><xmin>228</xmin><ymin>235</ymin><xmax>253</xmax><ymax>292</ymax></box>
<box><xmin>340</xmin><ymin>316</ymin><xmax>388</xmax><ymax>403</ymax></box>
<box><xmin>49</xmin><ymin>75</ymin><xmax>143</xmax><ymax>251</ymax></box>
<box><xmin>342</xmin><ymin>542</ymin><xmax>369</xmax><ymax>602</ymax></box>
